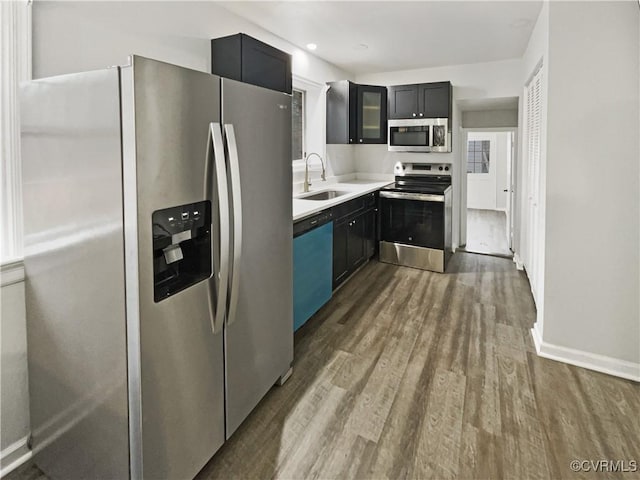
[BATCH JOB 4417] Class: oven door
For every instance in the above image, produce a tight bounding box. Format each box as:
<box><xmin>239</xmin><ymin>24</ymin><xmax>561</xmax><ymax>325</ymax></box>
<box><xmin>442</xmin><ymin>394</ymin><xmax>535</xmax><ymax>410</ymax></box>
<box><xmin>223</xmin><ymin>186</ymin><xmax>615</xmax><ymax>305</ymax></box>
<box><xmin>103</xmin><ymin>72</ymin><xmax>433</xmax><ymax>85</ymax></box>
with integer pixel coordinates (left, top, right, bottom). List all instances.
<box><xmin>379</xmin><ymin>191</ymin><xmax>445</xmax><ymax>249</ymax></box>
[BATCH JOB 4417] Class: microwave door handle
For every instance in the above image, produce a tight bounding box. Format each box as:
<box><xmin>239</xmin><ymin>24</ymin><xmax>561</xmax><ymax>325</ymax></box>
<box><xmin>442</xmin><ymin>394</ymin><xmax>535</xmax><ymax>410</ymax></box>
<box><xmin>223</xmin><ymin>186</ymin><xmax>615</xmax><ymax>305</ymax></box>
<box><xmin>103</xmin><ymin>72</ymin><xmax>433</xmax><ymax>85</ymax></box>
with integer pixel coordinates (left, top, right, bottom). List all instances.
<box><xmin>206</xmin><ymin>122</ymin><xmax>230</xmax><ymax>334</ymax></box>
<box><xmin>224</xmin><ymin>124</ymin><xmax>242</xmax><ymax>327</ymax></box>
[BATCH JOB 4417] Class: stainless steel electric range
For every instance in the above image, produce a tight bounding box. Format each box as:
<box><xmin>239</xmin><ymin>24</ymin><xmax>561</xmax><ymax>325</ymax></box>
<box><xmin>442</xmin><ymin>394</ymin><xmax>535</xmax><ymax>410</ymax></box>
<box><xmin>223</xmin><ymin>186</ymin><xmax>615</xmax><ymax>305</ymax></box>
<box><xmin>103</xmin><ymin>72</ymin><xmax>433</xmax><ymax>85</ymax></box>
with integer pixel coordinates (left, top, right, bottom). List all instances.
<box><xmin>379</xmin><ymin>162</ymin><xmax>453</xmax><ymax>273</ymax></box>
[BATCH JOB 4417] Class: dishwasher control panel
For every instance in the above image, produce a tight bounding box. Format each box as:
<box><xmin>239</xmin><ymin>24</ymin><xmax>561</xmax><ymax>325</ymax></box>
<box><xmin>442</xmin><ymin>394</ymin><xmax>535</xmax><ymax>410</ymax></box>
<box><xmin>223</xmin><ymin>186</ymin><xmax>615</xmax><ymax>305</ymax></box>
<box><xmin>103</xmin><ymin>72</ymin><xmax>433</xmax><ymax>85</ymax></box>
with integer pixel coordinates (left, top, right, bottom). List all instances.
<box><xmin>293</xmin><ymin>209</ymin><xmax>333</xmax><ymax>237</ymax></box>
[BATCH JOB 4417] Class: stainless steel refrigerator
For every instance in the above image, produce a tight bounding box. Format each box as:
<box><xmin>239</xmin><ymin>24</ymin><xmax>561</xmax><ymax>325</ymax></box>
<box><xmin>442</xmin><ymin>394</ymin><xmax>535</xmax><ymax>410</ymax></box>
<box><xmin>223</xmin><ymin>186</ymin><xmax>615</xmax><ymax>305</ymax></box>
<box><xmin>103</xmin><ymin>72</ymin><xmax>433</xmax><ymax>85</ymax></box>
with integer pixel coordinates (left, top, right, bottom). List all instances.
<box><xmin>21</xmin><ymin>55</ymin><xmax>293</xmax><ymax>479</ymax></box>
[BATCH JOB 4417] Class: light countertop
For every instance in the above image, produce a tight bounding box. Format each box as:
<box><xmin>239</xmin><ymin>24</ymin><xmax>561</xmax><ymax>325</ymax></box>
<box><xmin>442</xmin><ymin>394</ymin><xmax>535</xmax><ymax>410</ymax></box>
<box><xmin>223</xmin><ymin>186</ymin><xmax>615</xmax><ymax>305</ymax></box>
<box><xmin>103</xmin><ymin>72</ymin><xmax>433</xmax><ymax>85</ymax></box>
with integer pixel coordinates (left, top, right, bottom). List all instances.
<box><xmin>293</xmin><ymin>178</ymin><xmax>393</xmax><ymax>222</ymax></box>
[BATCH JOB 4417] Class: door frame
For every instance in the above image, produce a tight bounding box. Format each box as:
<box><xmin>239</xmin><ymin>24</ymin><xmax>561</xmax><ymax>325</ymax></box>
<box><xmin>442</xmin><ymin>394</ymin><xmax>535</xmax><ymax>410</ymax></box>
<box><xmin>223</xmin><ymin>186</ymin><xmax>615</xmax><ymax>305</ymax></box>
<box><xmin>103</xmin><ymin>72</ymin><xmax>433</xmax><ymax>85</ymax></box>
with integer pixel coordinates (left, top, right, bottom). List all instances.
<box><xmin>460</xmin><ymin>126</ymin><xmax>518</xmax><ymax>250</ymax></box>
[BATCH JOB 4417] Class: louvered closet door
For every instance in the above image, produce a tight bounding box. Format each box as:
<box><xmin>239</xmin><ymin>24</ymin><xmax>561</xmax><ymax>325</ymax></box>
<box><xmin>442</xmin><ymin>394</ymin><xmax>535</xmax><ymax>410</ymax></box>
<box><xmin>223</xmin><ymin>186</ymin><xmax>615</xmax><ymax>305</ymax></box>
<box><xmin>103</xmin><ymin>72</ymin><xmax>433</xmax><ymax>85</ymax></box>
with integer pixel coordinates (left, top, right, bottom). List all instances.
<box><xmin>526</xmin><ymin>67</ymin><xmax>543</xmax><ymax>300</ymax></box>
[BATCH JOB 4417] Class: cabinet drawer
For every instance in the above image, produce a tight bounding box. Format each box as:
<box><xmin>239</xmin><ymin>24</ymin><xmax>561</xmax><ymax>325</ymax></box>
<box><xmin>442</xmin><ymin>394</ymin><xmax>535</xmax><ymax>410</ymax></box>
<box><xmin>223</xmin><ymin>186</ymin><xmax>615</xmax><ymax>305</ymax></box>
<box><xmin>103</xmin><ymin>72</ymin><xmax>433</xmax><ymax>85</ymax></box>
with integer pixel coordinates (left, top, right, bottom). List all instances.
<box><xmin>363</xmin><ymin>192</ymin><xmax>377</xmax><ymax>209</ymax></box>
<box><xmin>332</xmin><ymin>197</ymin><xmax>364</xmax><ymax>221</ymax></box>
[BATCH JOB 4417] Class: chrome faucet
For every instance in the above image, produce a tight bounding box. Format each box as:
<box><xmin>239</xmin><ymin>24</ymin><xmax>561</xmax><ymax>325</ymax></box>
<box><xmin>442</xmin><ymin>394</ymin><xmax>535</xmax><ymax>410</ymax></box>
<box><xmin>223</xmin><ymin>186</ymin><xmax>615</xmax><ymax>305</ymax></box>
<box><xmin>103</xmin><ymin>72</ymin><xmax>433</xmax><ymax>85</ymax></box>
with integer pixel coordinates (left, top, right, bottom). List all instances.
<box><xmin>303</xmin><ymin>152</ymin><xmax>326</xmax><ymax>193</ymax></box>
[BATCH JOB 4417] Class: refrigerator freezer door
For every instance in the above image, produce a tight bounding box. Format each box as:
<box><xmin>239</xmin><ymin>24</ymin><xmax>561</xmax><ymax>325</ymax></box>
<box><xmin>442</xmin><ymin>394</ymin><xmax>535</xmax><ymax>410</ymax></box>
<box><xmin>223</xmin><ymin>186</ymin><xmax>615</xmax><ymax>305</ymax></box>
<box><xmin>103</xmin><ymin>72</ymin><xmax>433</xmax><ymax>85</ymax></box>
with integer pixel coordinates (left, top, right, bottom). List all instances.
<box><xmin>21</xmin><ymin>69</ymin><xmax>129</xmax><ymax>479</ymax></box>
<box><xmin>221</xmin><ymin>78</ymin><xmax>294</xmax><ymax>437</ymax></box>
<box><xmin>122</xmin><ymin>57</ymin><xmax>225</xmax><ymax>479</ymax></box>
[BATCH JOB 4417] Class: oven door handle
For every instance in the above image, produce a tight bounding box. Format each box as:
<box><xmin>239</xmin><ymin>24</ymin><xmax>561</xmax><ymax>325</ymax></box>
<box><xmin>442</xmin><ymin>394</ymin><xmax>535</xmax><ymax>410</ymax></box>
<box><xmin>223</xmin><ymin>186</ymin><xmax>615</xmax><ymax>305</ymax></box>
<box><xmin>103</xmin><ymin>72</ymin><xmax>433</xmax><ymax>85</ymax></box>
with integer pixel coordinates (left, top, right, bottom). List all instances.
<box><xmin>379</xmin><ymin>191</ymin><xmax>445</xmax><ymax>202</ymax></box>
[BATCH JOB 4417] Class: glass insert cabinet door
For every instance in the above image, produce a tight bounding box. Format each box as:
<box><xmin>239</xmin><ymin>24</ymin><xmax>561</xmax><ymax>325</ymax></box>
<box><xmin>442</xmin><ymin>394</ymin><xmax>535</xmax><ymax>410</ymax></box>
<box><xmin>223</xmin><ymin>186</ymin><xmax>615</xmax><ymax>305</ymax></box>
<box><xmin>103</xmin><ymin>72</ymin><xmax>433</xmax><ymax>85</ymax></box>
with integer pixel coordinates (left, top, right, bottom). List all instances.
<box><xmin>356</xmin><ymin>85</ymin><xmax>387</xmax><ymax>144</ymax></box>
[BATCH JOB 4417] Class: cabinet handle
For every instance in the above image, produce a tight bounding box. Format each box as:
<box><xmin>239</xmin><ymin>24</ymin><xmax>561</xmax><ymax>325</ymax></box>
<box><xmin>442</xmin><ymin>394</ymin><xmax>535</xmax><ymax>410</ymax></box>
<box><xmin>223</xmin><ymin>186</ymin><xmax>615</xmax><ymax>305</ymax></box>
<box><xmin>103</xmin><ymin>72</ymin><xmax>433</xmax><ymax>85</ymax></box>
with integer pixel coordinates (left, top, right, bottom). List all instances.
<box><xmin>419</xmin><ymin>113</ymin><xmax>423</xmax><ymax>117</ymax></box>
<box><xmin>359</xmin><ymin>139</ymin><xmax>363</xmax><ymax>143</ymax></box>
<box><xmin>412</xmin><ymin>113</ymin><xmax>417</xmax><ymax>117</ymax></box>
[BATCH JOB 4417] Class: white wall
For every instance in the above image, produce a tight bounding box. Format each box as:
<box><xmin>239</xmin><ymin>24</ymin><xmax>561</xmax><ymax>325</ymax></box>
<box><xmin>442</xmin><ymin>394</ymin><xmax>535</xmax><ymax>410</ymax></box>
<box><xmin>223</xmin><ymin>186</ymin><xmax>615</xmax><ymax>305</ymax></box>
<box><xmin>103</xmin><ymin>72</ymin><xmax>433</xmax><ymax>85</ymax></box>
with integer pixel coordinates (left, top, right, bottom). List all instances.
<box><xmin>466</xmin><ymin>131</ymin><xmax>509</xmax><ymax>211</ymax></box>
<box><xmin>536</xmin><ymin>1</ymin><xmax>640</xmax><ymax>377</ymax></box>
<box><xmin>32</xmin><ymin>1</ymin><xmax>356</xmax><ymax>183</ymax></box>
<box><xmin>354</xmin><ymin>58</ymin><xmax>522</xmax><ymax>249</ymax></box>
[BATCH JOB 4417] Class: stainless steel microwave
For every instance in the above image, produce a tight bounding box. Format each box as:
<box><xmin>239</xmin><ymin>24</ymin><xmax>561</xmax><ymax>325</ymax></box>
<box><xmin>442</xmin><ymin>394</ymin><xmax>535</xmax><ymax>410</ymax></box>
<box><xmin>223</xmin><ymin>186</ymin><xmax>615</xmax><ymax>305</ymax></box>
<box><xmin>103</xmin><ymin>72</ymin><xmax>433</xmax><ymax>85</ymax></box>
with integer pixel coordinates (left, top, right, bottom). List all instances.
<box><xmin>388</xmin><ymin>118</ymin><xmax>451</xmax><ymax>153</ymax></box>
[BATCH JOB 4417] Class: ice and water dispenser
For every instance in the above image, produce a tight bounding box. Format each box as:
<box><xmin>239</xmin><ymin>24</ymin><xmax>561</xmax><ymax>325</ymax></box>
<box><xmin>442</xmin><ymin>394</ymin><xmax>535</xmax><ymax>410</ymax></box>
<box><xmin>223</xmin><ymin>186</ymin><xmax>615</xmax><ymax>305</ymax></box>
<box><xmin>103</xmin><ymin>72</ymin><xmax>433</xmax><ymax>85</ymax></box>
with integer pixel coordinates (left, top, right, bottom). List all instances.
<box><xmin>152</xmin><ymin>201</ymin><xmax>212</xmax><ymax>302</ymax></box>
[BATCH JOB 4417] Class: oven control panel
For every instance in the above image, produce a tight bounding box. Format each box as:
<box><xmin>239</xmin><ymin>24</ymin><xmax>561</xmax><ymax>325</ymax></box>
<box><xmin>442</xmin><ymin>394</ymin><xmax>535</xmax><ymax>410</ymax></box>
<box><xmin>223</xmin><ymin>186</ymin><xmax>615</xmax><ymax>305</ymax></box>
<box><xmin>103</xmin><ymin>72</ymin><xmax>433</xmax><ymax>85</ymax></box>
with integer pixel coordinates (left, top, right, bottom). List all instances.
<box><xmin>394</xmin><ymin>162</ymin><xmax>451</xmax><ymax>176</ymax></box>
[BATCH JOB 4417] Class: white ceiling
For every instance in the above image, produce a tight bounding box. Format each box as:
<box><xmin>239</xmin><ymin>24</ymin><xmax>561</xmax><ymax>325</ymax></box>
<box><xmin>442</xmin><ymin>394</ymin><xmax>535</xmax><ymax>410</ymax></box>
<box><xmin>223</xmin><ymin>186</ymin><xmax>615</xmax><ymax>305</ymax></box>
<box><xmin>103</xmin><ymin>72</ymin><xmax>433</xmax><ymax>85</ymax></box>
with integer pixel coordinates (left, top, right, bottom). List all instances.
<box><xmin>219</xmin><ymin>1</ymin><xmax>542</xmax><ymax>75</ymax></box>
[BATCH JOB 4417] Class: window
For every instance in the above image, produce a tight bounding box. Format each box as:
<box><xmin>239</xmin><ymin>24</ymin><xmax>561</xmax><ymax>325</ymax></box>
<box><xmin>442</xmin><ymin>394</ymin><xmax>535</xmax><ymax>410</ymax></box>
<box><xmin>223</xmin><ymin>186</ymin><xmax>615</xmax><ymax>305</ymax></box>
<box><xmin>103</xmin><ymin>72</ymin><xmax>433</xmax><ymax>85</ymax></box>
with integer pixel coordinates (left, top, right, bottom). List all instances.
<box><xmin>291</xmin><ymin>88</ymin><xmax>305</xmax><ymax>161</ymax></box>
<box><xmin>467</xmin><ymin>140</ymin><xmax>490</xmax><ymax>173</ymax></box>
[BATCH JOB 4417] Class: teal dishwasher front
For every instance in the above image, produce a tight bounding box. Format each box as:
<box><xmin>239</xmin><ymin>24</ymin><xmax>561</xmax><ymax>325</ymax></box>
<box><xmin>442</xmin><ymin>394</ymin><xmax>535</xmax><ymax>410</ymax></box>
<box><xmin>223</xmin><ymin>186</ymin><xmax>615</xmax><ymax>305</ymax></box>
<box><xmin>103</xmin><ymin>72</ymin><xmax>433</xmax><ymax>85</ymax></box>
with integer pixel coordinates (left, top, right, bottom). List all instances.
<box><xmin>293</xmin><ymin>211</ymin><xmax>333</xmax><ymax>331</ymax></box>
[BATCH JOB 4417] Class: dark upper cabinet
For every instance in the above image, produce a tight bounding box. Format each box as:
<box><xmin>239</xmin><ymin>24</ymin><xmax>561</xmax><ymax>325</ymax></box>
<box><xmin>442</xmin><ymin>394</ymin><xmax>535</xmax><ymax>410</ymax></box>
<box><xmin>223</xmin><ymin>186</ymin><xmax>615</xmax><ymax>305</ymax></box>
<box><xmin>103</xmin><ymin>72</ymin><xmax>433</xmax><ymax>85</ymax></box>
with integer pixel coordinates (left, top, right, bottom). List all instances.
<box><xmin>418</xmin><ymin>82</ymin><xmax>452</xmax><ymax>119</ymax></box>
<box><xmin>326</xmin><ymin>81</ymin><xmax>387</xmax><ymax>144</ymax></box>
<box><xmin>388</xmin><ymin>81</ymin><xmax>452</xmax><ymax>121</ymax></box>
<box><xmin>356</xmin><ymin>85</ymin><xmax>387</xmax><ymax>144</ymax></box>
<box><xmin>326</xmin><ymin>81</ymin><xmax>357</xmax><ymax>144</ymax></box>
<box><xmin>211</xmin><ymin>33</ymin><xmax>292</xmax><ymax>94</ymax></box>
<box><xmin>388</xmin><ymin>84</ymin><xmax>419</xmax><ymax>119</ymax></box>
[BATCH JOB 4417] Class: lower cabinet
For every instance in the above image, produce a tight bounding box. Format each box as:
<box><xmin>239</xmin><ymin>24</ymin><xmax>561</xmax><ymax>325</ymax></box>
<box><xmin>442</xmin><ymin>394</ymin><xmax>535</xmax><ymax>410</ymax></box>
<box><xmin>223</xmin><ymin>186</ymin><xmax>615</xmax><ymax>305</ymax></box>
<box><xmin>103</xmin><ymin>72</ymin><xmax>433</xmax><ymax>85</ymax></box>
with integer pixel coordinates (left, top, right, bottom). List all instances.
<box><xmin>332</xmin><ymin>195</ymin><xmax>377</xmax><ymax>290</ymax></box>
<box><xmin>293</xmin><ymin>192</ymin><xmax>379</xmax><ymax>328</ymax></box>
<box><xmin>332</xmin><ymin>220</ymin><xmax>349</xmax><ymax>288</ymax></box>
<box><xmin>363</xmin><ymin>208</ymin><xmax>376</xmax><ymax>259</ymax></box>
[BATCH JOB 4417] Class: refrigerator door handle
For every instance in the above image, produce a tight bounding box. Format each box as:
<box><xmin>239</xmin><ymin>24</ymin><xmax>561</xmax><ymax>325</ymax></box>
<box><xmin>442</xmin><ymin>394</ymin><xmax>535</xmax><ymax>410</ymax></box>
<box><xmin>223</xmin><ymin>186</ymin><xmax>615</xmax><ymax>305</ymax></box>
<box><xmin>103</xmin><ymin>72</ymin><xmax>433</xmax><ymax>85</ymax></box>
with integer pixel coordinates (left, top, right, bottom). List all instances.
<box><xmin>224</xmin><ymin>124</ymin><xmax>242</xmax><ymax>326</ymax></box>
<box><xmin>206</xmin><ymin>122</ymin><xmax>230</xmax><ymax>334</ymax></box>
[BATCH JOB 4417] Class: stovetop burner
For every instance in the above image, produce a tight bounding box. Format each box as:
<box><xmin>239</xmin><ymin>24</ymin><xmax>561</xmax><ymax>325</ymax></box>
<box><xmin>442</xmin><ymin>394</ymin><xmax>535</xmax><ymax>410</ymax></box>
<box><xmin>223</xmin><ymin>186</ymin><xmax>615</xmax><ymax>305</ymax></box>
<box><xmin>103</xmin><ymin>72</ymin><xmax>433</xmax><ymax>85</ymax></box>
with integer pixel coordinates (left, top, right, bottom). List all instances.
<box><xmin>383</xmin><ymin>162</ymin><xmax>452</xmax><ymax>195</ymax></box>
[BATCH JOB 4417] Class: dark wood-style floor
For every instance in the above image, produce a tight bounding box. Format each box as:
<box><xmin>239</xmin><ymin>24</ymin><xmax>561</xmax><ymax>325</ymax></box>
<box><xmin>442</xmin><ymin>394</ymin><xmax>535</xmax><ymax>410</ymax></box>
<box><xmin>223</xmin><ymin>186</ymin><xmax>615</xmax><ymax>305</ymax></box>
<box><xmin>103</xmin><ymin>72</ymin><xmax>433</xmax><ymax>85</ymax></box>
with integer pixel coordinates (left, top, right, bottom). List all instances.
<box><xmin>10</xmin><ymin>253</ymin><xmax>640</xmax><ymax>480</ymax></box>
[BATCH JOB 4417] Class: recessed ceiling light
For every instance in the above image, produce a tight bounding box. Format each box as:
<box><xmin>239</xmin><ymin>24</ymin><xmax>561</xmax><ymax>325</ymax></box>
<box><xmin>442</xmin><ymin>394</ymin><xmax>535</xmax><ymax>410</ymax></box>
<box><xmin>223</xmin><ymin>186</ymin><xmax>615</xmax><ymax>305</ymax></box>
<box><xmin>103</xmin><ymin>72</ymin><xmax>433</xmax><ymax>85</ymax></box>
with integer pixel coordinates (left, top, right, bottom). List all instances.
<box><xmin>306</xmin><ymin>43</ymin><xmax>317</xmax><ymax>51</ymax></box>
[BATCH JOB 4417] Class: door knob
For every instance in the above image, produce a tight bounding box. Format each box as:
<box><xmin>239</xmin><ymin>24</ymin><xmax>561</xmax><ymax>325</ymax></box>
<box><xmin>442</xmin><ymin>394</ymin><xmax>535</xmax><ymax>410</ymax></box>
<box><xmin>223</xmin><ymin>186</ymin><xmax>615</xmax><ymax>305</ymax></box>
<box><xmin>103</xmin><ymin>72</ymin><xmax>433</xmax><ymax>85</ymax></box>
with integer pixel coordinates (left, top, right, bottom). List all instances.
<box><xmin>503</xmin><ymin>189</ymin><xmax>509</xmax><ymax>192</ymax></box>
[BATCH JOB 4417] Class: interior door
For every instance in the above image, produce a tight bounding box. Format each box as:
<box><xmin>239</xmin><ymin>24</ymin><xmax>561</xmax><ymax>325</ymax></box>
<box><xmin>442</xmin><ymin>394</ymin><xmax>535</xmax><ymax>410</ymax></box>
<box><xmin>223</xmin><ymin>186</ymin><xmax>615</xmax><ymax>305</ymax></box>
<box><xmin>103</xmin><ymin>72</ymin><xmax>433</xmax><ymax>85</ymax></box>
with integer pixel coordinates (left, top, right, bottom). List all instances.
<box><xmin>506</xmin><ymin>131</ymin><xmax>514</xmax><ymax>250</ymax></box>
<box><xmin>222</xmin><ymin>78</ymin><xmax>293</xmax><ymax>438</ymax></box>
<box><xmin>123</xmin><ymin>56</ymin><xmax>225</xmax><ymax>480</ymax></box>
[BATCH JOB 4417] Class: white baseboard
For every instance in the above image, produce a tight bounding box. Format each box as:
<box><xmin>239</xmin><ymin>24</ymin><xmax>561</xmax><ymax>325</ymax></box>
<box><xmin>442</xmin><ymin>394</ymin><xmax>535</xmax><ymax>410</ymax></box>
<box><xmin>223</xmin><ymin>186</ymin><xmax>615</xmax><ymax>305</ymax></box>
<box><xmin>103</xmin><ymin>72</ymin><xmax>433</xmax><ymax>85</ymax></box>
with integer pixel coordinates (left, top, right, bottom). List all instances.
<box><xmin>1</xmin><ymin>435</ymin><xmax>32</xmax><ymax>477</ymax></box>
<box><xmin>530</xmin><ymin>326</ymin><xmax>640</xmax><ymax>382</ymax></box>
<box><xmin>513</xmin><ymin>253</ymin><xmax>524</xmax><ymax>270</ymax></box>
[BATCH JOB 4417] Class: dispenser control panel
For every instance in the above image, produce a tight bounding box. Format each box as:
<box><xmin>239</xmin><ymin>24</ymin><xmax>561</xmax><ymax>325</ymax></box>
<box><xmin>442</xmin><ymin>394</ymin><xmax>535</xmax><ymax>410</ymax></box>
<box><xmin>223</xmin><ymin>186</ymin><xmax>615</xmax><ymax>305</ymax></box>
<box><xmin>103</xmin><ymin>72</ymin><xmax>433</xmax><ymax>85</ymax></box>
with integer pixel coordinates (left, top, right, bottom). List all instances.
<box><xmin>152</xmin><ymin>201</ymin><xmax>212</xmax><ymax>302</ymax></box>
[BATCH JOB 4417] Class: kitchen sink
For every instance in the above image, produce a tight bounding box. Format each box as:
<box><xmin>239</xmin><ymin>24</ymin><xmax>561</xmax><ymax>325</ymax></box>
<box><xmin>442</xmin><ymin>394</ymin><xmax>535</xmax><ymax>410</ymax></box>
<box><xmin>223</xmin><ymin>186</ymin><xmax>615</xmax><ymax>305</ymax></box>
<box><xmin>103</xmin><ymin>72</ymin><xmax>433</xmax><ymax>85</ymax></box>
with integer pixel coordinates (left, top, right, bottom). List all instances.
<box><xmin>298</xmin><ymin>190</ymin><xmax>347</xmax><ymax>201</ymax></box>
